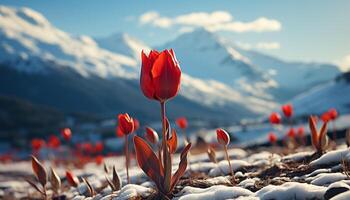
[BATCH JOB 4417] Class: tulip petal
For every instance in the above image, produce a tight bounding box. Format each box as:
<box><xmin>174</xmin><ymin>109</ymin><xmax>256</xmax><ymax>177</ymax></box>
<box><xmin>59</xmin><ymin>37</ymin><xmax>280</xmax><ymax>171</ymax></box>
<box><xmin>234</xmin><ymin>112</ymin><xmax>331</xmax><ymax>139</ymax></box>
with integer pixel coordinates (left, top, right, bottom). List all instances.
<box><xmin>151</xmin><ymin>50</ymin><xmax>181</xmax><ymax>101</ymax></box>
<box><xmin>140</xmin><ymin>50</ymin><xmax>156</xmax><ymax>99</ymax></box>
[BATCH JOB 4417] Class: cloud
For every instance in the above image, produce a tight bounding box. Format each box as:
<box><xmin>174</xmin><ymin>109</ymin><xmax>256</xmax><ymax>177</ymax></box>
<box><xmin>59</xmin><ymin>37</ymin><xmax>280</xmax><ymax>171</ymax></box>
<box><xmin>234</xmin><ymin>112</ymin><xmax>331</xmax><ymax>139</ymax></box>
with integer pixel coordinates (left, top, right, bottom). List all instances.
<box><xmin>236</xmin><ymin>41</ymin><xmax>280</xmax><ymax>50</ymax></box>
<box><xmin>335</xmin><ymin>54</ymin><xmax>350</xmax><ymax>72</ymax></box>
<box><xmin>138</xmin><ymin>11</ymin><xmax>281</xmax><ymax>33</ymax></box>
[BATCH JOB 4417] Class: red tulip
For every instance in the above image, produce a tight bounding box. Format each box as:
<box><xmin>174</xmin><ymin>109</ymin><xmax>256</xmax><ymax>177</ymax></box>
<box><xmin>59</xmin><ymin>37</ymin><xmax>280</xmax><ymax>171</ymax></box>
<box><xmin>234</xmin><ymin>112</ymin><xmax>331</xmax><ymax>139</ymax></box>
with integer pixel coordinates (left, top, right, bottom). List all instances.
<box><xmin>134</xmin><ymin>119</ymin><xmax>140</xmax><ymax>131</ymax></box>
<box><xmin>61</xmin><ymin>128</ymin><xmax>72</xmax><ymax>141</ymax></box>
<box><xmin>269</xmin><ymin>112</ymin><xmax>281</xmax><ymax>124</ymax></box>
<box><xmin>140</xmin><ymin>49</ymin><xmax>181</xmax><ymax>102</ymax></box>
<box><xmin>287</xmin><ymin>128</ymin><xmax>295</xmax><ymax>138</ymax></box>
<box><xmin>48</xmin><ymin>135</ymin><xmax>60</xmax><ymax>149</ymax></box>
<box><xmin>321</xmin><ymin>112</ymin><xmax>330</xmax><ymax>123</ymax></box>
<box><xmin>95</xmin><ymin>155</ymin><xmax>104</xmax><ymax>165</ymax></box>
<box><xmin>118</xmin><ymin>113</ymin><xmax>134</xmax><ymax>135</ymax></box>
<box><xmin>94</xmin><ymin>142</ymin><xmax>104</xmax><ymax>153</ymax></box>
<box><xmin>31</xmin><ymin>139</ymin><xmax>45</xmax><ymax>152</ymax></box>
<box><xmin>268</xmin><ymin>132</ymin><xmax>277</xmax><ymax>144</ymax></box>
<box><xmin>176</xmin><ymin>117</ymin><xmax>188</xmax><ymax>129</ymax></box>
<box><xmin>216</xmin><ymin>128</ymin><xmax>230</xmax><ymax>146</ymax></box>
<box><xmin>281</xmin><ymin>104</ymin><xmax>293</xmax><ymax>118</ymax></box>
<box><xmin>145</xmin><ymin>127</ymin><xmax>159</xmax><ymax>144</ymax></box>
<box><xmin>82</xmin><ymin>142</ymin><xmax>93</xmax><ymax>154</ymax></box>
<box><xmin>297</xmin><ymin>126</ymin><xmax>305</xmax><ymax>137</ymax></box>
<box><xmin>328</xmin><ymin>108</ymin><xmax>338</xmax><ymax>120</ymax></box>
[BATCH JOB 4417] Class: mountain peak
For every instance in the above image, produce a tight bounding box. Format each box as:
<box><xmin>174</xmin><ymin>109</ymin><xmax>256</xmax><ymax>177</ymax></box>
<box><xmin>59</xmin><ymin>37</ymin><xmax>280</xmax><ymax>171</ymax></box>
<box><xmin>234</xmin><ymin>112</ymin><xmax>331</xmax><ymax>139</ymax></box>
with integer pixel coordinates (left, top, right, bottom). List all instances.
<box><xmin>0</xmin><ymin>6</ymin><xmax>50</xmax><ymax>27</ymax></box>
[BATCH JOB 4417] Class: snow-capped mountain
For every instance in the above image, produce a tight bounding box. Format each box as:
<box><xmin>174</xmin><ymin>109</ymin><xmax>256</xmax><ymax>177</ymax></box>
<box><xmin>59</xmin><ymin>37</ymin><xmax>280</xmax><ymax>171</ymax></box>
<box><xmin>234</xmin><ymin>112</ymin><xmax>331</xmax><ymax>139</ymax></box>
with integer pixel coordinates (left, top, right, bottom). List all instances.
<box><xmin>0</xmin><ymin>6</ymin><xmax>277</xmax><ymax>122</ymax></box>
<box><xmin>291</xmin><ymin>71</ymin><xmax>350</xmax><ymax>117</ymax></box>
<box><xmin>162</xmin><ymin>28</ymin><xmax>341</xmax><ymax>102</ymax></box>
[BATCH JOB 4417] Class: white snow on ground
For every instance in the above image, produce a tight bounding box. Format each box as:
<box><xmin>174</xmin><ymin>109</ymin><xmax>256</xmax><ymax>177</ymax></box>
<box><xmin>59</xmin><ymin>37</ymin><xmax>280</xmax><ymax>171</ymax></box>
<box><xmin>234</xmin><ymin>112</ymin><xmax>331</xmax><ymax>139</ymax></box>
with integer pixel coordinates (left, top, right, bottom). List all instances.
<box><xmin>309</xmin><ymin>173</ymin><xmax>347</xmax><ymax>186</ymax></box>
<box><xmin>332</xmin><ymin>190</ymin><xmax>350</xmax><ymax>200</ymax></box>
<box><xmin>282</xmin><ymin>151</ymin><xmax>314</xmax><ymax>162</ymax></box>
<box><xmin>208</xmin><ymin>160</ymin><xmax>249</xmax><ymax>176</ymax></box>
<box><xmin>255</xmin><ymin>182</ymin><xmax>327</xmax><ymax>200</ymax></box>
<box><xmin>173</xmin><ymin>185</ymin><xmax>253</xmax><ymax>200</ymax></box>
<box><xmin>310</xmin><ymin>149</ymin><xmax>350</xmax><ymax>166</ymax></box>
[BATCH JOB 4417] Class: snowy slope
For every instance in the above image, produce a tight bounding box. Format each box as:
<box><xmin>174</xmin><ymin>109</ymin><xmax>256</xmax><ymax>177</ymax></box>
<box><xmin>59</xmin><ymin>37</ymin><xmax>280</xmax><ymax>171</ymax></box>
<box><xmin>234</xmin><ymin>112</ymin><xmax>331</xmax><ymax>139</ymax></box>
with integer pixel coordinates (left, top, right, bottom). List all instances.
<box><xmin>291</xmin><ymin>72</ymin><xmax>350</xmax><ymax>116</ymax></box>
<box><xmin>162</xmin><ymin>28</ymin><xmax>341</xmax><ymax>102</ymax></box>
<box><xmin>0</xmin><ymin>6</ymin><xmax>138</xmax><ymax>78</ymax></box>
<box><xmin>95</xmin><ymin>33</ymin><xmax>150</xmax><ymax>61</ymax></box>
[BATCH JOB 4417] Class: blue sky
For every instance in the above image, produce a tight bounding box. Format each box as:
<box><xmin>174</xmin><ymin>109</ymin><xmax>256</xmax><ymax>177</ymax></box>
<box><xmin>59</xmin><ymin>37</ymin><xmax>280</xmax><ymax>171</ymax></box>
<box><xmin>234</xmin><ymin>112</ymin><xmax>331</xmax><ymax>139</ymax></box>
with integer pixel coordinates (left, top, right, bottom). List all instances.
<box><xmin>1</xmin><ymin>0</ymin><xmax>350</xmax><ymax>68</ymax></box>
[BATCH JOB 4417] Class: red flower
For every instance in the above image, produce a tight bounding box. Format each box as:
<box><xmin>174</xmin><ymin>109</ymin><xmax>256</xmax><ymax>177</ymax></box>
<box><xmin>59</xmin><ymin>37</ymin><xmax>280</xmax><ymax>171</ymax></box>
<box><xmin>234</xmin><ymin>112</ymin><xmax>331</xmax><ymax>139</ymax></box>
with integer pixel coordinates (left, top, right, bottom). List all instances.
<box><xmin>94</xmin><ymin>142</ymin><xmax>104</xmax><ymax>153</ymax></box>
<box><xmin>145</xmin><ymin>127</ymin><xmax>159</xmax><ymax>144</ymax></box>
<box><xmin>297</xmin><ymin>126</ymin><xmax>305</xmax><ymax>137</ymax></box>
<box><xmin>216</xmin><ymin>128</ymin><xmax>230</xmax><ymax>146</ymax></box>
<box><xmin>140</xmin><ymin>49</ymin><xmax>181</xmax><ymax>102</ymax></box>
<box><xmin>61</xmin><ymin>128</ymin><xmax>72</xmax><ymax>141</ymax></box>
<box><xmin>287</xmin><ymin>128</ymin><xmax>295</xmax><ymax>138</ymax></box>
<box><xmin>95</xmin><ymin>155</ymin><xmax>104</xmax><ymax>165</ymax></box>
<box><xmin>321</xmin><ymin>112</ymin><xmax>330</xmax><ymax>123</ymax></box>
<box><xmin>31</xmin><ymin>139</ymin><xmax>45</xmax><ymax>151</ymax></box>
<box><xmin>118</xmin><ymin>113</ymin><xmax>134</xmax><ymax>135</ymax></box>
<box><xmin>82</xmin><ymin>142</ymin><xmax>93</xmax><ymax>154</ymax></box>
<box><xmin>176</xmin><ymin>117</ymin><xmax>188</xmax><ymax>129</ymax></box>
<box><xmin>281</xmin><ymin>104</ymin><xmax>293</xmax><ymax>118</ymax></box>
<box><xmin>48</xmin><ymin>135</ymin><xmax>60</xmax><ymax>149</ymax></box>
<box><xmin>269</xmin><ymin>112</ymin><xmax>281</xmax><ymax>124</ymax></box>
<box><xmin>268</xmin><ymin>132</ymin><xmax>277</xmax><ymax>144</ymax></box>
<box><xmin>328</xmin><ymin>108</ymin><xmax>338</xmax><ymax>120</ymax></box>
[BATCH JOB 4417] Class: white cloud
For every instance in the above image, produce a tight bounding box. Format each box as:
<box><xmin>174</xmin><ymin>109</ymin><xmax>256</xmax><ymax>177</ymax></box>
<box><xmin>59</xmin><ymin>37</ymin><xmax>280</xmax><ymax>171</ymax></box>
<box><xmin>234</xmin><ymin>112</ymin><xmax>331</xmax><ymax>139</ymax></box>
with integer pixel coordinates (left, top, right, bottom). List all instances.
<box><xmin>335</xmin><ymin>54</ymin><xmax>350</xmax><ymax>72</ymax></box>
<box><xmin>178</xmin><ymin>26</ymin><xmax>196</xmax><ymax>34</ymax></box>
<box><xmin>139</xmin><ymin>11</ymin><xmax>281</xmax><ymax>33</ymax></box>
<box><xmin>236</xmin><ymin>41</ymin><xmax>280</xmax><ymax>50</ymax></box>
<box><xmin>256</xmin><ymin>42</ymin><xmax>280</xmax><ymax>50</ymax></box>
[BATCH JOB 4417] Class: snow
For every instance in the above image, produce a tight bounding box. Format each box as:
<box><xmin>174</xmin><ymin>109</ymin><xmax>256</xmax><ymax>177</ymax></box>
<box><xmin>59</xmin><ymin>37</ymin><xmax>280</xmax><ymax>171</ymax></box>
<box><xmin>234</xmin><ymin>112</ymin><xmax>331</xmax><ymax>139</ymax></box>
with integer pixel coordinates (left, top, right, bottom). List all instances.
<box><xmin>255</xmin><ymin>182</ymin><xmax>327</xmax><ymax>200</ymax></box>
<box><xmin>309</xmin><ymin>173</ymin><xmax>347</xmax><ymax>186</ymax></box>
<box><xmin>208</xmin><ymin>160</ymin><xmax>249</xmax><ymax>176</ymax></box>
<box><xmin>332</xmin><ymin>190</ymin><xmax>350</xmax><ymax>200</ymax></box>
<box><xmin>173</xmin><ymin>185</ymin><xmax>253</xmax><ymax>200</ymax></box>
<box><xmin>115</xmin><ymin>184</ymin><xmax>154</xmax><ymax>200</ymax></box>
<box><xmin>310</xmin><ymin>149</ymin><xmax>350</xmax><ymax>167</ymax></box>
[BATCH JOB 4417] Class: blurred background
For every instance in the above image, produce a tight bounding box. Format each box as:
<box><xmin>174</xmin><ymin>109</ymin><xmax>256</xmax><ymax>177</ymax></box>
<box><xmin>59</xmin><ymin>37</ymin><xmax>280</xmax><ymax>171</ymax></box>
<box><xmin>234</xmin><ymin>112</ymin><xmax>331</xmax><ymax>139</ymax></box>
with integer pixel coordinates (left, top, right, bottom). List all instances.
<box><xmin>0</xmin><ymin>0</ymin><xmax>349</xmax><ymax>156</ymax></box>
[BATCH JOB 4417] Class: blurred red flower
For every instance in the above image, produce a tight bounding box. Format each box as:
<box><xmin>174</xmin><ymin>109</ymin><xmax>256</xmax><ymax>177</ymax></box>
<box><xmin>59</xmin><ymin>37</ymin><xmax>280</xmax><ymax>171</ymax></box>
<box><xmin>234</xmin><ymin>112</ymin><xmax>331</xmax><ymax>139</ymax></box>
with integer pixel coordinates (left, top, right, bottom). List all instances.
<box><xmin>31</xmin><ymin>139</ymin><xmax>45</xmax><ymax>152</ymax></box>
<box><xmin>118</xmin><ymin>113</ymin><xmax>134</xmax><ymax>135</ymax></box>
<box><xmin>95</xmin><ymin>155</ymin><xmax>104</xmax><ymax>165</ymax></box>
<box><xmin>297</xmin><ymin>126</ymin><xmax>305</xmax><ymax>137</ymax></box>
<box><xmin>48</xmin><ymin>135</ymin><xmax>60</xmax><ymax>149</ymax></box>
<box><xmin>269</xmin><ymin>112</ymin><xmax>281</xmax><ymax>124</ymax></box>
<box><xmin>94</xmin><ymin>141</ymin><xmax>104</xmax><ymax>153</ymax></box>
<box><xmin>216</xmin><ymin>128</ymin><xmax>230</xmax><ymax>146</ymax></box>
<box><xmin>140</xmin><ymin>49</ymin><xmax>181</xmax><ymax>102</ymax></box>
<box><xmin>133</xmin><ymin>118</ymin><xmax>140</xmax><ymax>131</ymax></box>
<box><xmin>328</xmin><ymin>108</ymin><xmax>338</xmax><ymax>120</ymax></box>
<box><xmin>321</xmin><ymin>112</ymin><xmax>331</xmax><ymax>123</ymax></box>
<box><xmin>287</xmin><ymin>127</ymin><xmax>295</xmax><ymax>138</ymax></box>
<box><xmin>268</xmin><ymin>132</ymin><xmax>277</xmax><ymax>144</ymax></box>
<box><xmin>176</xmin><ymin>117</ymin><xmax>188</xmax><ymax>129</ymax></box>
<box><xmin>61</xmin><ymin>128</ymin><xmax>72</xmax><ymax>141</ymax></box>
<box><xmin>281</xmin><ymin>104</ymin><xmax>293</xmax><ymax>118</ymax></box>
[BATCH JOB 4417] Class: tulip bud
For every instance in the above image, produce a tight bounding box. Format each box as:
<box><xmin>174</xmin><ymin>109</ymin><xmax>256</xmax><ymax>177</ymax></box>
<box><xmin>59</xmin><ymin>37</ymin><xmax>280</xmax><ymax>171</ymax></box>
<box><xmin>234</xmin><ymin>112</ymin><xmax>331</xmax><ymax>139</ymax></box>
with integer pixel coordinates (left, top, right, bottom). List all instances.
<box><xmin>118</xmin><ymin>113</ymin><xmax>134</xmax><ymax>135</ymax></box>
<box><xmin>268</xmin><ymin>132</ymin><xmax>277</xmax><ymax>144</ymax></box>
<box><xmin>297</xmin><ymin>126</ymin><xmax>304</xmax><ymax>137</ymax></box>
<box><xmin>328</xmin><ymin>108</ymin><xmax>338</xmax><ymax>120</ymax></box>
<box><xmin>321</xmin><ymin>112</ymin><xmax>330</xmax><ymax>123</ymax></box>
<box><xmin>145</xmin><ymin>127</ymin><xmax>159</xmax><ymax>144</ymax></box>
<box><xmin>61</xmin><ymin>128</ymin><xmax>72</xmax><ymax>141</ymax></box>
<box><xmin>269</xmin><ymin>112</ymin><xmax>281</xmax><ymax>124</ymax></box>
<box><xmin>140</xmin><ymin>49</ymin><xmax>181</xmax><ymax>102</ymax></box>
<box><xmin>281</xmin><ymin>104</ymin><xmax>293</xmax><ymax>118</ymax></box>
<box><xmin>287</xmin><ymin>128</ymin><xmax>295</xmax><ymax>138</ymax></box>
<box><xmin>176</xmin><ymin>117</ymin><xmax>188</xmax><ymax>129</ymax></box>
<box><xmin>216</xmin><ymin>128</ymin><xmax>230</xmax><ymax>146</ymax></box>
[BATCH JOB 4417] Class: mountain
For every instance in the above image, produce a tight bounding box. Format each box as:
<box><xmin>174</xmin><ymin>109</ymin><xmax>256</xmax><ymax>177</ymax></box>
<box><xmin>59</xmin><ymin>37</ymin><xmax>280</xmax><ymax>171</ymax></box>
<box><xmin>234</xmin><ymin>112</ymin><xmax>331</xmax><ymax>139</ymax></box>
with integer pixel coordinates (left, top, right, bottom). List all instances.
<box><xmin>162</xmin><ymin>28</ymin><xmax>341</xmax><ymax>102</ymax></box>
<box><xmin>0</xmin><ymin>6</ymin><xmax>275</xmax><ymax>125</ymax></box>
<box><xmin>291</xmin><ymin>71</ymin><xmax>350</xmax><ymax>117</ymax></box>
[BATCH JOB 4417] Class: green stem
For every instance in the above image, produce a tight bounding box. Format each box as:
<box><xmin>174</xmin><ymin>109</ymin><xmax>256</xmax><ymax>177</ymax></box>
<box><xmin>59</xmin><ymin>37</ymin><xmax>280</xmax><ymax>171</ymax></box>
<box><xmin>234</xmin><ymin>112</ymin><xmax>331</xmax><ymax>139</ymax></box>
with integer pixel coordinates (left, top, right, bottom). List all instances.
<box><xmin>125</xmin><ymin>134</ymin><xmax>130</xmax><ymax>184</ymax></box>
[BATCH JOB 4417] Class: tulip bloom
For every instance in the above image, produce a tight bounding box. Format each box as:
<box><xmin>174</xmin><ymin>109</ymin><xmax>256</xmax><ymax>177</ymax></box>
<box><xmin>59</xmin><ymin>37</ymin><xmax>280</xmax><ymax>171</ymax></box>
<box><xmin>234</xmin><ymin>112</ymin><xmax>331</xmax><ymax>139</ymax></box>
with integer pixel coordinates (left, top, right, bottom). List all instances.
<box><xmin>118</xmin><ymin>113</ymin><xmax>135</xmax><ymax>184</ymax></box>
<box><xmin>61</xmin><ymin>128</ymin><xmax>72</xmax><ymax>142</ymax></box>
<box><xmin>287</xmin><ymin>128</ymin><xmax>295</xmax><ymax>138</ymax></box>
<box><xmin>176</xmin><ymin>117</ymin><xmax>189</xmax><ymax>145</ymax></box>
<box><xmin>140</xmin><ymin>49</ymin><xmax>181</xmax><ymax>102</ymax></box>
<box><xmin>31</xmin><ymin>139</ymin><xmax>45</xmax><ymax>153</ymax></box>
<box><xmin>281</xmin><ymin>104</ymin><xmax>293</xmax><ymax>118</ymax></box>
<box><xmin>94</xmin><ymin>142</ymin><xmax>104</xmax><ymax>153</ymax></box>
<box><xmin>216</xmin><ymin>129</ymin><xmax>234</xmax><ymax>183</ymax></box>
<box><xmin>321</xmin><ymin>112</ymin><xmax>330</xmax><ymax>123</ymax></box>
<box><xmin>133</xmin><ymin>119</ymin><xmax>140</xmax><ymax>131</ymax></box>
<box><xmin>297</xmin><ymin>126</ymin><xmax>305</xmax><ymax>145</ymax></box>
<box><xmin>269</xmin><ymin>112</ymin><xmax>281</xmax><ymax>124</ymax></box>
<box><xmin>48</xmin><ymin>135</ymin><xmax>61</xmax><ymax>149</ymax></box>
<box><xmin>116</xmin><ymin>126</ymin><xmax>123</xmax><ymax>138</ymax></box>
<box><xmin>268</xmin><ymin>132</ymin><xmax>277</xmax><ymax>145</ymax></box>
